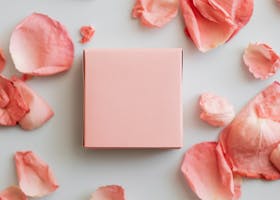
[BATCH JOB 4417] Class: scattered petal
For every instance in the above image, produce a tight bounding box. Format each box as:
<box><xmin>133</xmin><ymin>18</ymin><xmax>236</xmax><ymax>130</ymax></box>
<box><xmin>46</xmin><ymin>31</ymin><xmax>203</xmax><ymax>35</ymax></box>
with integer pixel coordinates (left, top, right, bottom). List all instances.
<box><xmin>12</xmin><ymin>78</ymin><xmax>54</xmax><ymax>130</ymax></box>
<box><xmin>15</xmin><ymin>151</ymin><xmax>59</xmax><ymax>197</ymax></box>
<box><xmin>270</xmin><ymin>144</ymin><xmax>280</xmax><ymax>171</ymax></box>
<box><xmin>181</xmin><ymin>142</ymin><xmax>240</xmax><ymax>200</ymax></box>
<box><xmin>90</xmin><ymin>185</ymin><xmax>125</xmax><ymax>200</ymax></box>
<box><xmin>0</xmin><ymin>75</ymin><xmax>29</xmax><ymax>126</ymax></box>
<box><xmin>243</xmin><ymin>43</ymin><xmax>280</xmax><ymax>80</ymax></box>
<box><xmin>80</xmin><ymin>26</ymin><xmax>95</xmax><ymax>44</ymax></box>
<box><xmin>199</xmin><ymin>93</ymin><xmax>235</xmax><ymax>127</ymax></box>
<box><xmin>0</xmin><ymin>186</ymin><xmax>27</xmax><ymax>200</ymax></box>
<box><xmin>0</xmin><ymin>49</ymin><xmax>6</xmax><ymax>72</ymax></box>
<box><xmin>132</xmin><ymin>0</ymin><xmax>179</xmax><ymax>28</ymax></box>
<box><xmin>10</xmin><ymin>13</ymin><xmax>74</xmax><ymax>76</ymax></box>
<box><xmin>219</xmin><ymin>81</ymin><xmax>280</xmax><ymax>180</ymax></box>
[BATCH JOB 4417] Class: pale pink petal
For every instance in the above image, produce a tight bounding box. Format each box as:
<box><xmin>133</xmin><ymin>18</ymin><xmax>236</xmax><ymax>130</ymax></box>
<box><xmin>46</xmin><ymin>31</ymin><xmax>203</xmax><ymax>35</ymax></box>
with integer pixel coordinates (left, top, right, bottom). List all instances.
<box><xmin>0</xmin><ymin>49</ymin><xmax>6</xmax><ymax>72</ymax></box>
<box><xmin>219</xmin><ymin>81</ymin><xmax>280</xmax><ymax>180</ymax></box>
<box><xmin>0</xmin><ymin>75</ymin><xmax>29</xmax><ymax>126</ymax></box>
<box><xmin>15</xmin><ymin>151</ymin><xmax>59</xmax><ymax>197</ymax></box>
<box><xmin>12</xmin><ymin>78</ymin><xmax>54</xmax><ymax>130</ymax></box>
<box><xmin>199</xmin><ymin>93</ymin><xmax>235</xmax><ymax>127</ymax></box>
<box><xmin>10</xmin><ymin>13</ymin><xmax>74</xmax><ymax>76</ymax></box>
<box><xmin>132</xmin><ymin>0</ymin><xmax>179</xmax><ymax>28</ymax></box>
<box><xmin>181</xmin><ymin>142</ymin><xmax>240</xmax><ymax>200</ymax></box>
<box><xmin>0</xmin><ymin>186</ymin><xmax>27</xmax><ymax>200</ymax></box>
<box><xmin>243</xmin><ymin>43</ymin><xmax>280</xmax><ymax>80</ymax></box>
<box><xmin>90</xmin><ymin>185</ymin><xmax>125</xmax><ymax>200</ymax></box>
<box><xmin>80</xmin><ymin>26</ymin><xmax>95</xmax><ymax>44</ymax></box>
<box><xmin>270</xmin><ymin>144</ymin><xmax>280</xmax><ymax>171</ymax></box>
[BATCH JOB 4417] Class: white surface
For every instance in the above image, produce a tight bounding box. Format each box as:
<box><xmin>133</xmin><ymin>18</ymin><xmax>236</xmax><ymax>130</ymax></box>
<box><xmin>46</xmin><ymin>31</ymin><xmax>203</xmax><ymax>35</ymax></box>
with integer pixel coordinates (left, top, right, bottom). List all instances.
<box><xmin>0</xmin><ymin>0</ymin><xmax>279</xmax><ymax>199</ymax></box>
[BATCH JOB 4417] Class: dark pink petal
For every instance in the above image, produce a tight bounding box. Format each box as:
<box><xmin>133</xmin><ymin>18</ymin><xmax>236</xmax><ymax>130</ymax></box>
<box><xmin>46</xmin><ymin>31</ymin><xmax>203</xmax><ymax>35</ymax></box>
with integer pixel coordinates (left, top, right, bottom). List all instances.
<box><xmin>0</xmin><ymin>49</ymin><xmax>6</xmax><ymax>72</ymax></box>
<box><xmin>90</xmin><ymin>185</ymin><xmax>125</xmax><ymax>200</ymax></box>
<box><xmin>219</xmin><ymin>81</ymin><xmax>280</xmax><ymax>180</ymax></box>
<box><xmin>270</xmin><ymin>144</ymin><xmax>280</xmax><ymax>171</ymax></box>
<box><xmin>0</xmin><ymin>186</ymin><xmax>27</xmax><ymax>200</ymax></box>
<box><xmin>80</xmin><ymin>26</ymin><xmax>95</xmax><ymax>44</ymax></box>
<box><xmin>10</xmin><ymin>13</ymin><xmax>74</xmax><ymax>76</ymax></box>
<box><xmin>132</xmin><ymin>0</ymin><xmax>179</xmax><ymax>28</ymax></box>
<box><xmin>15</xmin><ymin>151</ymin><xmax>59</xmax><ymax>197</ymax></box>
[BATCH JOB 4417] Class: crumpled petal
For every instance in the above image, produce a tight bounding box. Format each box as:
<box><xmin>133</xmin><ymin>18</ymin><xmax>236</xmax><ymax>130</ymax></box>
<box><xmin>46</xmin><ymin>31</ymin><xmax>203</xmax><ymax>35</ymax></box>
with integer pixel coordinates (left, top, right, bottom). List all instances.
<box><xmin>0</xmin><ymin>186</ymin><xmax>27</xmax><ymax>200</ymax></box>
<box><xmin>181</xmin><ymin>0</ymin><xmax>253</xmax><ymax>52</ymax></box>
<box><xmin>181</xmin><ymin>142</ymin><xmax>240</xmax><ymax>200</ymax></box>
<box><xmin>132</xmin><ymin>0</ymin><xmax>179</xmax><ymax>28</ymax></box>
<box><xmin>10</xmin><ymin>13</ymin><xmax>74</xmax><ymax>76</ymax></box>
<box><xmin>80</xmin><ymin>26</ymin><xmax>95</xmax><ymax>44</ymax></box>
<box><xmin>219</xmin><ymin>81</ymin><xmax>280</xmax><ymax>180</ymax></box>
<box><xmin>199</xmin><ymin>93</ymin><xmax>235</xmax><ymax>127</ymax></box>
<box><xmin>0</xmin><ymin>48</ymin><xmax>6</xmax><ymax>72</ymax></box>
<box><xmin>243</xmin><ymin>43</ymin><xmax>280</xmax><ymax>80</ymax></box>
<box><xmin>270</xmin><ymin>144</ymin><xmax>280</xmax><ymax>171</ymax></box>
<box><xmin>0</xmin><ymin>75</ymin><xmax>29</xmax><ymax>126</ymax></box>
<box><xmin>15</xmin><ymin>151</ymin><xmax>59</xmax><ymax>197</ymax></box>
<box><xmin>90</xmin><ymin>185</ymin><xmax>125</xmax><ymax>200</ymax></box>
<box><xmin>12</xmin><ymin>78</ymin><xmax>54</xmax><ymax>130</ymax></box>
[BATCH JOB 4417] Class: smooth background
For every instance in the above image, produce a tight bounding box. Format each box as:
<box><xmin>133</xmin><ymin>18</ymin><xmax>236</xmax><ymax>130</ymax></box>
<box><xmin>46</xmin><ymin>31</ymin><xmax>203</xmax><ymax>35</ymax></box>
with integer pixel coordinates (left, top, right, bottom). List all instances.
<box><xmin>0</xmin><ymin>0</ymin><xmax>279</xmax><ymax>199</ymax></box>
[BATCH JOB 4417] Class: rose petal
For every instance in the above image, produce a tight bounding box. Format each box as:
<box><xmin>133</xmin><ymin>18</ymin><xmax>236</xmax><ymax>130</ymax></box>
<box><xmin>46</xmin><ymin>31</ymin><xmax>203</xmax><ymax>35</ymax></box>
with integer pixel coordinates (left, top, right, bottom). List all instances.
<box><xmin>243</xmin><ymin>43</ymin><xmax>280</xmax><ymax>80</ymax></box>
<box><xmin>0</xmin><ymin>75</ymin><xmax>29</xmax><ymax>126</ymax></box>
<box><xmin>10</xmin><ymin>13</ymin><xmax>74</xmax><ymax>76</ymax></box>
<box><xmin>199</xmin><ymin>93</ymin><xmax>235</xmax><ymax>127</ymax></box>
<box><xmin>270</xmin><ymin>144</ymin><xmax>280</xmax><ymax>171</ymax></box>
<box><xmin>219</xmin><ymin>81</ymin><xmax>280</xmax><ymax>180</ymax></box>
<box><xmin>181</xmin><ymin>142</ymin><xmax>240</xmax><ymax>200</ymax></box>
<box><xmin>132</xmin><ymin>0</ymin><xmax>179</xmax><ymax>28</ymax></box>
<box><xmin>80</xmin><ymin>26</ymin><xmax>95</xmax><ymax>44</ymax></box>
<box><xmin>0</xmin><ymin>186</ymin><xmax>27</xmax><ymax>200</ymax></box>
<box><xmin>90</xmin><ymin>185</ymin><xmax>125</xmax><ymax>200</ymax></box>
<box><xmin>0</xmin><ymin>48</ymin><xmax>6</xmax><ymax>72</ymax></box>
<box><xmin>15</xmin><ymin>151</ymin><xmax>59</xmax><ymax>197</ymax></box>
<box><xmin>12</xmin><ymin>78</ymin><xmax>54</xmax><ymax>130</ymax></box>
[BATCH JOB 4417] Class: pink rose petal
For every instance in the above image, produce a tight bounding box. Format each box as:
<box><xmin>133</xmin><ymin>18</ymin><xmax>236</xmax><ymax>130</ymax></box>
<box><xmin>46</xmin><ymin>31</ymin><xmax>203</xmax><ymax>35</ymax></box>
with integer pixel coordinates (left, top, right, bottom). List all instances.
<box><xmin>219</xmin><ymin>81</ymin><xmax>280</xmax><ymax>180</ymax></box>
<box><xmin>12</xmin><ymin>78</ymin><xmax>54</xmax><ymax>130</ymax></box>
<box><xmin>10</xmin><ymin>13</ymin><xmax>74</xmax><ymax>76</ymax></box>
<box><xmin>0</xmin><ymin>186</ymin><xmax>27</xmax><ymax>200</ymax></box>
<box><xmin>90</xmin><ymin>185</ymin><xmax>125</xmax><ymax>200</ymax></box>
<box><xmin>199</xmin><ymin>93</ymin><xmax>235</xmax><ymax>127</ymax></box>
<box><xmin>15</xmin><ymin>151</ymin><xmax>59</xmax><ymax>197</ymax></box>
<box><xmin>270</xmin><ymin>144</ymin><xmax>280</xmax><ymax>171</ymax></box>
<box><xmin>181</xmin><ymin>142</ymin><xmax>241</xmax><ymax>200</ymax></box>
<box><xmin>0</xmin><ymin>75</ymin><xmax>29</xmax><ymax>126</ymax></box>
<box><xmin>132</xmin><ymin>0</ymin><xmax>179</xmax><ymax>28</ymax></box>
<box><xmin>243</xmin><ymin>43</ymin><xmax>280</xmax><ymax>80</ymax></box>
<box><xmin>0</xmin><ymin>49</ymin><xmax>6</xmax><ymax>72</ymax></box>
<box><xmin>80</xmin><ymin>26</ymin><xmax>95</xmax><ymax>44</ymax></box>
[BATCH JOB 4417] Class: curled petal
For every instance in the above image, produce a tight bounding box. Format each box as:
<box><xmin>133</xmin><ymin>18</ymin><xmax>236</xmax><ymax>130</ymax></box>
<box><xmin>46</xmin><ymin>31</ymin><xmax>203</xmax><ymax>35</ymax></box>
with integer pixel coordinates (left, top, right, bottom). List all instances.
<box><xmin>132</xmin><ymin>0</ymin><xmax>179</xmax><ymax>28</ymax></box>
<box><xmin>0</xmin><ymin>49</ymin><xmax>6</xmax><ymax>72</ymax></box>
<box><xmin>80</xmin><ymin>26</ymin><xmax>95</xmax><ymax>44</ymax></box>
<box><xmin>90</xmin><ymin>185</ymin><xmax>125</xmax><ymax>200</ymax></box>
<box><xmin>15</xmin><ymin>151</ymin><xmax>59</xmax><ymax>197</ymax></box>
<box><xmin>270</xmin><ymin>144</ymin><xmax>280</xmax><ymax>171</ymax></box>
<box><xmin>10</xmin><ymin>13</ymin><xmax>74</xmax><ymax>76</ymax></box>
<box><xmin>0</xmin><ymin>186</ymin><xmax>27</xmax><ymax>200</ymax></box>
<box><xmin>243</xmin><ymin>43</ymin><xmax>280</xmax><ymax>80</ymax></box>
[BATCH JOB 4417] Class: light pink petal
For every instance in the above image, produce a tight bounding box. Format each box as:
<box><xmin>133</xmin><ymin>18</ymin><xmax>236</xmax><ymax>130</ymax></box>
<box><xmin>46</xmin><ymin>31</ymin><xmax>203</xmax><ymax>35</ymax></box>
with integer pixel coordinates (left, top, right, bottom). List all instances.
<box><xmin>90</xmin><ymin>185</ymin><xmax>125</xmax><ymax>200</ymax></box>
<box><xmin>12</xmin><ymin>78</ymin><xmax>53</xmax><ymax>130</ymax></box>
<box><xmin>0</xmin><ymin>49</ymin><xmax>6</xmax><ymax>72</ymax></box>
<box><xmin>243</xmin><ymin>43</ymin><xmax>280</xmax><ymax>80</ymax></box>
<box><xmin>0</xmin><ymin>186</ymin><xmax>27</xmax><ymax>200</ymax></box>
<box><xmin>15</xmin><ymin>151</ymin><xmax>59</xmax><ymax>197</ymax></box>
<box><xmin>0</xmin><ymin>75</ymin><xmax>29</xmax><ymax>126</ymax></box>
<box><xmin>80</xmin><ymin>26</ymin><xmax>95</xmax><ymax>44</ymax></box>
<box><xmin>219</xmin><ymin>81</ymin><xmax>280</xmax><ymax>180</ymax></box>
<box><xmin>132</xmin><ymin>0</ymin><xmax>179</xmax><ymax>28</ymax></box>
<box><xmin>9</xmin><ymin>13</ymin><xmax>74</xmax><ymax>76</ymax></box>
<box><xmin>270</xmin><ymin>144</ymin><xmax>280</xmax><ymax>171</ymax></box>
<box><xmin>181</xmin><ymin>142</ymin><xmax>240</xmax><ymax>200</ymax></box>
<box><xmin>199</xmin><ymin>93</ymin><xmax>235</xmax><ymax>127</ymax></box>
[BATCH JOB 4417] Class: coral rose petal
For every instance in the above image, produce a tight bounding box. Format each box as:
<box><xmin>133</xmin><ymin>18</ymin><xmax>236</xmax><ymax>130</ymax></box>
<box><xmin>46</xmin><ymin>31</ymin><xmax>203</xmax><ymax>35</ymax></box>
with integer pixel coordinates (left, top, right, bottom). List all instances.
<box><xmin>15</xmin><ymin>151</ymin><xmax>59</xmax><ymax>197</ymax></box>
<box><xmin>270</xmin><ymin>144</ymin><xmax>280</xmax><ymax>171</ymax></box>
<box><xmin>181</xmin><ymin>142</ymin><xmax>240</xmax><ymax>200</ymax></box>
<box><xmin>199</xmin><ymin>93</ymin><xmax>235</xmax><ymax>127</ymax></box>
<box><xmin>0</xmin><ymin>49</ymin><xmax>6</xmax><ymax>72</ymax></box>
<box><xmin>80</xmin><ymin>26</ymin><xmax>95</xmax><ymax>44</ymax></box>
<box><xmin>90</xmin><ymin>185</ymin><xmax>125</xmax><ymax>200</ymax></box>
<box><xmin>243</xmin><ymin>43</ymin><xmax>280</xmax><ymax>80</ymax></box>
<box><xmin>0</xmin><ymin>186</ymin><xmax>27</xmax><ymax>200</ymax></box>
<box><xmin>132</xmin><ymin>0</ymin><xmax>179</xmax><ymax>28</ymax></box>
<box><xmin>10</xmin><ymin>13</ymin><xmax>74</xmax><ymax>76</ymax></box>
<box><xmin>0</xmin><ymin>75</ymin><xmax>29</xmax><ymax>126</ymax></box>
<box><xmin>12</xmin><ymin>78</ymin><xmax>54</xmax><ymax>130</ymax></box>
<box><xmin>219</xmin><ymin>81</ymin><xmax>280</xmax><ymax>180</ymax></box>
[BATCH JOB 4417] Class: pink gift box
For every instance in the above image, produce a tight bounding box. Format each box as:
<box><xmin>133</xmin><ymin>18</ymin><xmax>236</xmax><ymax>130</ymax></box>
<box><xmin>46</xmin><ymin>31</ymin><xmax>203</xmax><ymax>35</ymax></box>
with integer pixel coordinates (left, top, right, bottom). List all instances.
<box><xmin>83</xmin><ymin>48</ymin><xmax>183</xmax><ymax>149</ymax></box>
